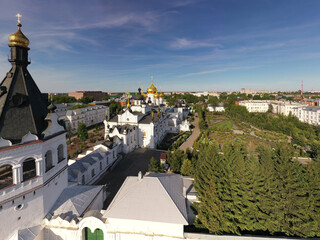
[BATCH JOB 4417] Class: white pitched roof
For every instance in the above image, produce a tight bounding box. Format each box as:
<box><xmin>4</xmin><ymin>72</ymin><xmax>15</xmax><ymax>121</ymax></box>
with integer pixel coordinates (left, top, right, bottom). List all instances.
<box><xmin>104</xmin><ymin>173</ymin><xmax>188</xmax><ymax>225</ymax></box>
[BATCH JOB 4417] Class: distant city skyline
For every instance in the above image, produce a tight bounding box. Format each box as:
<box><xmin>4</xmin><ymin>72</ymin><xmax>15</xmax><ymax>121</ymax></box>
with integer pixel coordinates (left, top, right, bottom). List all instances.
<box><xmin>1</xmin><ymin>0</ymin><xmax>320</xmax><ymax>92</ymax></box>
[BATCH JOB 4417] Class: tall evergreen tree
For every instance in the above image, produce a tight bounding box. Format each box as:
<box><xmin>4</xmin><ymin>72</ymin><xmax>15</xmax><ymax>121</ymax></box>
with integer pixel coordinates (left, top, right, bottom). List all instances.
<box><xmin>181</xmin><ymin>158</ymin><xmax>194</xmax><ymax>177</ymax></box>
<box><xmin>194</xmin><ymin>142</ymin><xmax>225</xmax><ymax>233</ymax></box>
<box><xmin>77</xmin><ymin>122</ymin><xmax>88</xmax><ymax>141</ymax></box>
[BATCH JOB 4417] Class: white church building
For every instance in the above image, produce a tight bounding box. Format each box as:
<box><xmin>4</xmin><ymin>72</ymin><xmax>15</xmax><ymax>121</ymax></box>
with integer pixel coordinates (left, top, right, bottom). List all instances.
<box><xmin>104</xmin><ymin>85</ymin><xmax>190</xmax><ymax>153</ymax></box>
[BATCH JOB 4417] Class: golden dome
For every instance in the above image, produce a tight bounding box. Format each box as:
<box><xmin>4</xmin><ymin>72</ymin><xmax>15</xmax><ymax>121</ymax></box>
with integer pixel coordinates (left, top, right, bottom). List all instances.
<box><xmin>8</xmin><ymin>23</ymin><xmax>30</xmax><ymax>48</ymax></box>
<box><xmin>147</xmin><ymin>83</ymin><xmax>157</xmax><ymax>94</ymax></box>
<box><xmin>159</xmin><ymin>92</ymin><xmax>164</xmax><ymax>98</ymax></box>
<box><xmin>154</xmin><ymin>92</ymin><xmax>159</xmax><ymax>99</ymax></box>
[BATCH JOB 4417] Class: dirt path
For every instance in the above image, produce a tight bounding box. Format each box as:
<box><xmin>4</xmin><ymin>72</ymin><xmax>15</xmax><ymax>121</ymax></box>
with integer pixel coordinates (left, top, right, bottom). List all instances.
<box><xmin>180</xmin><ymin>116</ymin><xmax>200</xmax><ymax>151</ymax></box>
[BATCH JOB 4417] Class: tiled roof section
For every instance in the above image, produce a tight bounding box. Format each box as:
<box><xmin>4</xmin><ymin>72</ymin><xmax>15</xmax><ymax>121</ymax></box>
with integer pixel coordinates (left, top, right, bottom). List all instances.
<box><xmin>0</xmin><ymin>64</ymin><xmax>48</xmax><ymax>143</ymax></box>
<box><xmin>160</xmin><ymin>152</ymin><xmax>167</xmax><ymax>159</ymax></box>
<box><xmin>50</xmin><ymin>185</ymin><xmax>103</xmax><ymax>217</ymax></box>
<box><xmin>104</xmin><ymin>173</ymin><xmax>188</xmax><ymax>225</ymax></box>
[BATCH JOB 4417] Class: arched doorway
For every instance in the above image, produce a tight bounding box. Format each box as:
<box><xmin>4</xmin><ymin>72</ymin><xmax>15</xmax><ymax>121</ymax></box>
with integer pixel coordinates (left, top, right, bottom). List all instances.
<box><xmin>83</xmin><ymin>227</ymin><xmax>103</xmax><ymax>240</ymax></box>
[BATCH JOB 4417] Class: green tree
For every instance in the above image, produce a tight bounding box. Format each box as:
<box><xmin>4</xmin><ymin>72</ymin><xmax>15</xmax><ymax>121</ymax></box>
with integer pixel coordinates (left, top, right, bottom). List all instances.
<box><xmin>194</xmin><ymin>142</ymin><xmax>225</xmax><ymax>233</ymax></box>
<box><xmin>148</xmin><ymin>157</ymin><xmax>164</xmax><ymax>173</ymax></box>
<box><xmin>77</xmin><ymin>122</ymin><xmax>88</xmax><ymax>141</ymax></box>
<box><xmin>167</xmin><ymin>149</ymin><xmax>186</xmax><ymax>173</ymax></box>
<box><xmin>53</xmin><ymin>95</ymin><xmax>77</xmax><ymax>104</ymax></box>
<box><xmin>109</xmin><ymin>101</ymin><xmax>122</xmax><ymax>116</ymax></box>
<box><xmin>180</xmin><ymin>158</ymin><xmax>194</xmax><ymax>176</ymax></box>
<box><xmin>79</xmin><ymin>96</ymin><xmax>94</xmax><ymax>104</ymax></box>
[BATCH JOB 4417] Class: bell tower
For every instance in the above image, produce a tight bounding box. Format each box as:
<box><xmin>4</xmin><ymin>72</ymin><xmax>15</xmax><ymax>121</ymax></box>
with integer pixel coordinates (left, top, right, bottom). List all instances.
<box><xmin>0</xmin><ymin>14</ymin><xmax>68</xmax><ymax>240</ymax></box>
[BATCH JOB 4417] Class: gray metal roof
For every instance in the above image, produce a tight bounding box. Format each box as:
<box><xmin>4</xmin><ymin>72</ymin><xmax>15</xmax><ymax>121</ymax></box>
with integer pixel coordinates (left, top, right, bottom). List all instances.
<box><xmin>104</xmin><ymin>173</ymin><xmax>188</xmax><ymax>225</ymax></box>
<box><xmin>50</xmin><ymin>185</ymin><xmax>103</xmax><ymax>217</ymax></box>
<box><xmin>68</xmin><ymin>151</ymin><xmax>104</xmax><ymax>181</ymax></box>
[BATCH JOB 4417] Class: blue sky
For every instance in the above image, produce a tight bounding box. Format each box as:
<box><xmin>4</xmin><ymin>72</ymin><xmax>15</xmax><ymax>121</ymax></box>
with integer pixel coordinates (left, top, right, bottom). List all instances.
<box><xmin>0</xmin><ymin>0</ymin><xmax>320</xmax><ymax>92</ymax></box>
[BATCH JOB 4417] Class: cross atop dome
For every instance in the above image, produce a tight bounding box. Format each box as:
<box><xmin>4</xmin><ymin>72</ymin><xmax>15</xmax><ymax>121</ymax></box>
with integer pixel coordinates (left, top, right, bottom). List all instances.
<box><xmin>16</xmin><ymin>13</ymin><xmax>22</xmax><ymax>24</ymax></box>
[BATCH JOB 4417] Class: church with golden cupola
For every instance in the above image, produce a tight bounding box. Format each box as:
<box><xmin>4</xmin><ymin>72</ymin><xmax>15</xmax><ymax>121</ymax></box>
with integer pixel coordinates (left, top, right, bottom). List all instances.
<box><xmin>142</xmin><ymin>79</ymin><xmax>164</xmax><ymax>106</ymax></box>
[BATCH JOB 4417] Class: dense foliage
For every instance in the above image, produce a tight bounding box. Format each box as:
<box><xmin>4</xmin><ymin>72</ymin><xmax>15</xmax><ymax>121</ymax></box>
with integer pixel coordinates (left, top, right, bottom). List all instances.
<box><xmin>53</xmin><ymin>95</ymin><xmax>77</xmax><ymax>104</ymax></box>
<box><xmin>67</xmin><ymin>104</ymin><xmax>89</xmax><ymax>110</ymax></box>
<box><xmin>167</xmin><ymin>149</ymin><xmax>187</xmax><ymax>173</ymax></box>
<box><xmin>226</xmin><ymin>105</ymin><xmax>320</xmax><ymax>158</ymax></box>
<box><xmin>79</xmin><ymin>96</ymin><xmax>94</xmax><ymax>104</ymax></box>
<box><xmin>109</xmin><ymin>101</ymin><xmax>122</xmax><ymax>117</ymax></box>
<box><xmin>164</xmin><ymin>93</ymin><xmax>206</xmax><ymax>106</ymax></box>
<box><xmin>148</xmin><ymin>157</ymin><xmax>164</xmax><ymax>173</ymax></box>
<box><xmin>194</xmin><ymin>140</ymin><xmax>320</xmax><ymax>238</ymax></box>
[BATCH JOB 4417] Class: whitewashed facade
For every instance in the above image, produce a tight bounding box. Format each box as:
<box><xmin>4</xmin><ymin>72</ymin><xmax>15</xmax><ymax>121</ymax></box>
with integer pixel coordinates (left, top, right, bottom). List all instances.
<box><xmin>292</xmin><ymin>106</ymin><xmax>320</xmax><ymax>126</ymax></box>
<box><xmin>68</xmin><ymin>140</ymin><xmax>122</xmax><ymax>185</ymax></box>
<box><xmin>65</xmin><ymin>105</ymin><xmax>109</xmax><ymax>130</ymax></box>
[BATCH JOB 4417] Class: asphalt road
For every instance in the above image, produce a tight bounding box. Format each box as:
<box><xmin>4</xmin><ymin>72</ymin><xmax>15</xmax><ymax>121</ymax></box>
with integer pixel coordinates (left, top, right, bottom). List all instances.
<box><xmin>94</xmin><ymin>148</ymin><xmax>166</xmax><ymax>209</ymax></box>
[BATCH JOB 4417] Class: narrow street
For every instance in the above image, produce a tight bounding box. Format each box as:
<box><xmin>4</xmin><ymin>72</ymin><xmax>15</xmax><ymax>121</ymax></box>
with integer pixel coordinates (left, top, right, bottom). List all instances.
<box><xmin>180</xmin><ymin>115</ymin><xmax>200</xmax><ymax>151</ymax></box>
<box><xmin>94</xmin><ymin>148</ymin><xmax>166</xmax><ymax>209</ymax></box>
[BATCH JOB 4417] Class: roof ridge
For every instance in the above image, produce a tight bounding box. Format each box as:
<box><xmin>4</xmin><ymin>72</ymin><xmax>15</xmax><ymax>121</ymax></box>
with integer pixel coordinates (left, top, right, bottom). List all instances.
<box><xmin>155</xmin><ymin>175</ymin><xmax>188</xmax><ymax>223</ymax></box>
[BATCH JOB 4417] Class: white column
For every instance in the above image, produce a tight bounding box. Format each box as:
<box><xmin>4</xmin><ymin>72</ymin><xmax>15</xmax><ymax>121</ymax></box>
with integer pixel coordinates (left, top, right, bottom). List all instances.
<box><xmin>12</xmin><ymin>164</ymin><xmax>22</xmax><ymax>184</ymax></box>
<box><xmin>35</xmin><ymin>159</ymin><xmax>42</xmax><ymax>176</ymax></box>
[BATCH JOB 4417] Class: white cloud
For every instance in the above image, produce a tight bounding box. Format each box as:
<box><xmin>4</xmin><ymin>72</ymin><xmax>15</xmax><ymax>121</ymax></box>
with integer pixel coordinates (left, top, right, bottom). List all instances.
<box><xmin>169</xmin><ymin>38</ymin><xmax>221</xmax><ymax>49</ymax></box>
<box><xmin>180</xmin><ymin>65</ymin><xmax>263</xmax><ymax>77</ymax></box>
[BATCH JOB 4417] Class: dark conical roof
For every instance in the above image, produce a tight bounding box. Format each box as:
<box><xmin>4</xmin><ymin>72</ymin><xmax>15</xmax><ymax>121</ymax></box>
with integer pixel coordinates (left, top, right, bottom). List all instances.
<box><xmin>0</xmin><ymin>44</ymin><xmax>48</xmax><ymax>143</ymax></box>
<box><xmin>134</xmin><ymin>86</ymin><xmax>145</xmax><ymax>101</ymax></box>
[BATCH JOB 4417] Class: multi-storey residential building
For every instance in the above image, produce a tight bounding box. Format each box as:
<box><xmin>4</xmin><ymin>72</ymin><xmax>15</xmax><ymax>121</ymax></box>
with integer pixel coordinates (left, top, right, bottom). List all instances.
<box><xmin>270</xmin><ymin>101</ymin><xmax>308</xmax><ymax>116</ymax></box>
<box><xmin>292</xmin><ymin>106</ymin><xmax>320</xmax><ymax>125</ymax></box>
<box><xmin>238</xmin><ymin>100</ymin><xmax>307</xmax><ymax>115</ymax></box>
<box><xmin>65</xmin><ymin>105</ymin><xmax>109</xmax><ymax>130</ymax></box>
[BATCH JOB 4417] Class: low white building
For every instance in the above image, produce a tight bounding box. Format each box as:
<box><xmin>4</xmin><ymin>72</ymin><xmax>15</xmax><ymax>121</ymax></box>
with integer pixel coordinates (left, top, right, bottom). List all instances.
<box><xmin>65</xmin><ymin>105</ymin><xmax>109</xmax><ymax>130</ymax></box>
<box><xmin>104</xmin><ymin>173</ymin><xmax>190</xmax><ymax>238</ymax></box>
<box><xmin>238</xmin><ymin>100</ymin><xmax>272</xmax><ymax>113</ymax></box>
<box><xmin>207</xmin><ymin>103</ymin><xmax>225</xmax><ymax>112</ymax></box>
<box><xmin>68</xmin><ymin>139</ymin><xmax>122</xmax><ymax>185</ymax></box>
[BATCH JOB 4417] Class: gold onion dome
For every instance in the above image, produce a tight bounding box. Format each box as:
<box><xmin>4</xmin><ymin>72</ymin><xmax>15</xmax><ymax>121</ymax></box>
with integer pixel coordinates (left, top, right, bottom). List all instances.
<box><xmin>159</xmin><ymin>92</ymin><xmax>164</xmax><ymax>98</ymax></box>
<box><xmin>9</xmin><ymin>21</ymin><xmax>30</xmax><ymax>48</ymax></box>
<box><xmin>147</xmin><ymin>83</ymin><xmax>157</xmax><ymax>94</ymax></box>
<box><xmin>154</xmin><ymin>92</ymin><xmax>159</xmax><ymax>99</ymax></box>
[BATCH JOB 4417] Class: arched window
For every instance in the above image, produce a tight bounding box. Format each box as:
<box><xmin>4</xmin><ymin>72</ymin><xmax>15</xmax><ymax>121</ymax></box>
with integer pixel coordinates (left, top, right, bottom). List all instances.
<box><xmin>45</xmin><ymin>151</ymin><xmax>53</xmax><ymax>172</ymax></box>
<box><xmin>23</xmin><ymin>158</ymin><xmax>36</xmax><ymax>181</ymax></box>
<box><xmin>57</xmin><ymin>144</ymin><xmax>64</xmax><ymax>163</ymax></box>
<box><xmin>0</xmin><ymin>165</ymin><xmax>13</xmax><ymax>189</ymax></box>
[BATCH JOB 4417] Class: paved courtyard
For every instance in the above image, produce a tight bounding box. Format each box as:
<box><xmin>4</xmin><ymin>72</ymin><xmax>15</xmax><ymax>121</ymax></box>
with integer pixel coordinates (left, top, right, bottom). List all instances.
<box><xmin>94</xmin><ymin>148</ymin><xmax>166</xmax><ymax>209</ymax></box>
